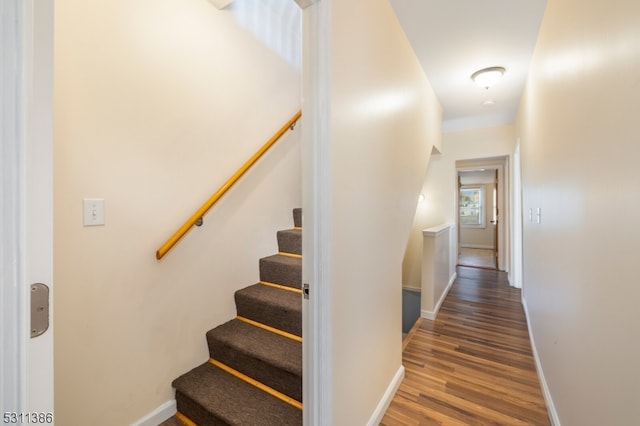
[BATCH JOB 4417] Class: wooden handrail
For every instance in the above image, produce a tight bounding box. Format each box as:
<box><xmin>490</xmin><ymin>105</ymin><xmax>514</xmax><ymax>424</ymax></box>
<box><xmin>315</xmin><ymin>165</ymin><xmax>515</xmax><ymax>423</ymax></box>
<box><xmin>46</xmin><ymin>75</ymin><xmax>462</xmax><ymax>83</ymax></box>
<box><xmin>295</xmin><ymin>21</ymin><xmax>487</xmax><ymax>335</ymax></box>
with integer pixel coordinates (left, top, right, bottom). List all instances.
<box><xmin>156</xmin><ymin>110</ymin><xmax>302</xmax><ymax>260</ymax></box>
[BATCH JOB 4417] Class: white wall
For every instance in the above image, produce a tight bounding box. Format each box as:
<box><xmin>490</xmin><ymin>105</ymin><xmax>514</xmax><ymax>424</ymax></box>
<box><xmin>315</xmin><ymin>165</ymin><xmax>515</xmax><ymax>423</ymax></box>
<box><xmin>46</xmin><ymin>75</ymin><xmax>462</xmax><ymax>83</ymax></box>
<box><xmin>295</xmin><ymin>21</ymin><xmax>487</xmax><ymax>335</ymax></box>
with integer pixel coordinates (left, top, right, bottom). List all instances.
<box><xmin>516</xmin><ymin>0</ymin><xmax>640</xmax><ymax>424</ymax></box>
<box><xmin>54</xmin><ymin>1</ymin><xmax>301</xmax><ymax>424</ymax></box>
<box><xmin>403</xmin><ymin>125</ymin><xmax>514</xmax><ymax>288</ymax></box>
<box><xmin>420</xmin><ymin>225</ymin><xmax>453</xmax><ymax>319</ymax></box>
<box><xmin>327</xmin><ymin>0</ymin><xmax>442</xmax><ymax>423</ymax></box>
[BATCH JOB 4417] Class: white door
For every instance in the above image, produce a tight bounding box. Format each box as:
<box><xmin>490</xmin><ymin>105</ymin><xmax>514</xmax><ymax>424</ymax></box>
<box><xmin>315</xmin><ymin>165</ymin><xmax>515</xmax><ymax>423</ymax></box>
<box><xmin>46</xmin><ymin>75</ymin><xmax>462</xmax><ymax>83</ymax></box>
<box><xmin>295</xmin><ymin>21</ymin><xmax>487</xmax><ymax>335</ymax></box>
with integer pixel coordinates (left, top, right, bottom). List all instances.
<box><xmin>1</xmin><ymin>0</ymin><xmax>54</xmax><ymax>418</ymax></box>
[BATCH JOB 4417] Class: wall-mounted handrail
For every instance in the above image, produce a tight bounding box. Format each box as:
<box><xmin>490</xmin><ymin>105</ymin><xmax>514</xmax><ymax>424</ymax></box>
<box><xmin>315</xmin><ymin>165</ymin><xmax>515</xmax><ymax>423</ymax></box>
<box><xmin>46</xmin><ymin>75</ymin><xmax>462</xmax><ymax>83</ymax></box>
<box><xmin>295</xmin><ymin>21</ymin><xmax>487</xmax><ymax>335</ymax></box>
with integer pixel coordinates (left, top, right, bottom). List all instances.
<box><xmin>156</xmin><ymin>110</ymin><xmax>302</xmax><ymax>260</ymax></box>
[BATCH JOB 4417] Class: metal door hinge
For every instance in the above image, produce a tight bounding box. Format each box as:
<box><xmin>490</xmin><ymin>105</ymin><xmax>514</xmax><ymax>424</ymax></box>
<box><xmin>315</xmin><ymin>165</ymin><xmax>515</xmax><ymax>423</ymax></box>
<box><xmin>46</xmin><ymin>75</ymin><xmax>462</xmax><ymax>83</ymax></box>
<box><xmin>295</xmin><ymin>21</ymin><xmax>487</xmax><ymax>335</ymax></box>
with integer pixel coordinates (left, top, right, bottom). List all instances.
<box><xmin>303</xmin><ymin>283</ymin><xmax>310</xmax><ymax>300</ymax></box>
<box><xmin>31</xmin><ymin>283</ymin><xmax>50</xmax><ymax>338</ymax></box>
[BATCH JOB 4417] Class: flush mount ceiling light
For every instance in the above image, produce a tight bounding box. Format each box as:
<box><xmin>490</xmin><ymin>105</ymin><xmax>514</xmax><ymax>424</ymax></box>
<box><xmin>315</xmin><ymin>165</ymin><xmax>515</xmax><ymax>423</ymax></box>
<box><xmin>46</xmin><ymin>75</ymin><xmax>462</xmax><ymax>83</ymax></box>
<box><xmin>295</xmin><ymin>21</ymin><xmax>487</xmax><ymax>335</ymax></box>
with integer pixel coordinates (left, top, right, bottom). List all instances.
<box><xmin>471</xmin><ymin>66</ymin><xmax>506</xmax><ymax>89</ymax></box>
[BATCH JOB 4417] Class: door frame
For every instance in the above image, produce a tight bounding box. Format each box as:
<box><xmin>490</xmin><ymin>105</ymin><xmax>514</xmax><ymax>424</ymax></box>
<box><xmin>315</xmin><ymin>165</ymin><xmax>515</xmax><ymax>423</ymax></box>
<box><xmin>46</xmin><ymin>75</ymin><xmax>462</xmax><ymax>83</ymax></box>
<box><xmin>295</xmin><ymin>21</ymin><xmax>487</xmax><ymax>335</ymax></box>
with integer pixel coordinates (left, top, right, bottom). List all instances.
<box><xmin>493</xmin><ymin>169</ymin><xmax>499</xmax><ymax>269</ymax></box>
<box><xmin>0</xmin><ymin>0</ymin><xmax>54</xmax><ymax>414</ymax></box>
<box><xmin>511</xmin><ymin>140</ymin><xmax>524</xmax><ymax>288</ymax></box>
<box><xmin>455</xmin><ymin>156</ymin><xmax>510</xmax><ymax>274</ymax></box>
<box><xmin>301</xmin><ymin>0</ymin><xmax>332</xmax><ymax>424</ymax></box>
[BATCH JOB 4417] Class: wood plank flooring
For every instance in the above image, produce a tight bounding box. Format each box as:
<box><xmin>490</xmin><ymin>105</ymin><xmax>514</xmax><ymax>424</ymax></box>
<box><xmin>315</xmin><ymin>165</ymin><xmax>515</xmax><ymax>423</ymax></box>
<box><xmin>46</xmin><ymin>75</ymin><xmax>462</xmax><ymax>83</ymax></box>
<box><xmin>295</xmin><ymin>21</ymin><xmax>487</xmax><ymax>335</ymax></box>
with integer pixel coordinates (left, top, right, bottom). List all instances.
<box><xmin>382</xmin><ymin>267</ymin><xmax>550</xmax><ymax>425</ymax></box>
<box><xmin>458</xmin><ymin>248</ymin><xmax>496</xmax><ymax>270</ymax></box>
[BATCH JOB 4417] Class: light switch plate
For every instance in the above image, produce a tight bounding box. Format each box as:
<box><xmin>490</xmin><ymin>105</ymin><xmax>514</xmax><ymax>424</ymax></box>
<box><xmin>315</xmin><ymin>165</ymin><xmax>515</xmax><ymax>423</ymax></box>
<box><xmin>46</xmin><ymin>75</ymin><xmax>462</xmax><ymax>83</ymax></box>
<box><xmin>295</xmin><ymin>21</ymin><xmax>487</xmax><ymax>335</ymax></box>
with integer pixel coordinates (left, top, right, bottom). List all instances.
<box><xmin>83</xmin><ymin>198</ymin><xmax>105</xmax><ymax>226</ymax></box>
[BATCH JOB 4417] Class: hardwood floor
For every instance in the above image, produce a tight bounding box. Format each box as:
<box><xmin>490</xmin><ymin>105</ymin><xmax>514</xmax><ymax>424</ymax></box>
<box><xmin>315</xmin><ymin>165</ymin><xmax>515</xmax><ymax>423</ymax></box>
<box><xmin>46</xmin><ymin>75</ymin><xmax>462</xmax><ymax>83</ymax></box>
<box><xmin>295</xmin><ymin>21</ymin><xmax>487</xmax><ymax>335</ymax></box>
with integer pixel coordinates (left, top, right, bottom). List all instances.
<box><xmin>458</xmin><ymin>248</ymin><xmax>496</xmax><ymax>270</ymax></box>
<box><xmin>382</xmin><ymin>267</ymin><xmax>550</xmax><ymax>425</ymax></box>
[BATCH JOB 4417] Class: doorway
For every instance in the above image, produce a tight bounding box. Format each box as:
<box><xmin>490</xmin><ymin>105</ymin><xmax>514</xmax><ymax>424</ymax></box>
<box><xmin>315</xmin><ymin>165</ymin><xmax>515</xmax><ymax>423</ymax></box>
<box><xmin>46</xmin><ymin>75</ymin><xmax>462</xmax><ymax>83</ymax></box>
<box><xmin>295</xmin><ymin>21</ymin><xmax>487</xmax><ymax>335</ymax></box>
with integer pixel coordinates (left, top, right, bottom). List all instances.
<box><xmin>456</xmin><ymin>156</ymin><xmax>509</xmax><ymax>273</ymax></box>
<box><xmin>458</xmin><ymin>169</ymin><xmax>498</xmax><ymax>269</ymax></box>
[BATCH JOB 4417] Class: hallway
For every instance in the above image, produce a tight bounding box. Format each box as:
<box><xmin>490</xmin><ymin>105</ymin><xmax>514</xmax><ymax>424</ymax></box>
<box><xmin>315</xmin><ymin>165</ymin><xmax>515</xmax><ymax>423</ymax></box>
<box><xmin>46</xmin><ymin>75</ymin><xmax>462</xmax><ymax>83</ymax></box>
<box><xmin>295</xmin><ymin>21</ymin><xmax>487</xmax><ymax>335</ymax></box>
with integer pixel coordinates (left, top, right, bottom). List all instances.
<box><xmin>382</xmin><ymin>267</ymin><xmax>549</xmax><ymax>425</ymax></box>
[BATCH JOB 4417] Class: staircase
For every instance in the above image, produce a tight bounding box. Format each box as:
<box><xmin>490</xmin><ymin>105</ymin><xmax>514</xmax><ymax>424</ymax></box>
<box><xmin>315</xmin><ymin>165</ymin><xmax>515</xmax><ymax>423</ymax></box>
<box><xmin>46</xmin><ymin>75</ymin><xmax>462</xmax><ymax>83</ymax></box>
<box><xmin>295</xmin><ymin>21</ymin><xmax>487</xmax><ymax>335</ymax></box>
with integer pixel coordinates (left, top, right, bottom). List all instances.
<box><xmin>160</xmin><ymin>209</ymin><xmax>303</xmax><ymax>426</ymax></box>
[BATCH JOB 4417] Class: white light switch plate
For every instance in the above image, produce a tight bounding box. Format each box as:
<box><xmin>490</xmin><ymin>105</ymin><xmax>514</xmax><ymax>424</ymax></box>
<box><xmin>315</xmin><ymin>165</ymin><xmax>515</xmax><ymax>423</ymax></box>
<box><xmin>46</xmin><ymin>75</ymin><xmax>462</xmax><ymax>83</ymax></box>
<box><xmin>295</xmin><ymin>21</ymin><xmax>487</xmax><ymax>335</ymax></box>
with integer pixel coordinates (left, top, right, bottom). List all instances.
<box><xmin>83</xmin><ymin>198</ymin><xmax>105</xmax><ymax>226</ymax></box>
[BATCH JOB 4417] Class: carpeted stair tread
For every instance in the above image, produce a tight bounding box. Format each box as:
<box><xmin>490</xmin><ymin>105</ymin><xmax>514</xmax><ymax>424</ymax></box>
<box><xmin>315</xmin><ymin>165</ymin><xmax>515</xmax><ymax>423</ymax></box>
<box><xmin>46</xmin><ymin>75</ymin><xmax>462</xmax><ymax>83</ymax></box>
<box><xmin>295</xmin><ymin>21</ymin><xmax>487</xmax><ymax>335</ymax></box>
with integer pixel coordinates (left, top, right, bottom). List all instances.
<box><xmin>277</xmin><ymin>228</ymin><xmax>302</xmax><ymax>255</ymax></box>
<box><xmin>173</xmin><ymin>362</ymin><xmax>301</xmax><ymax>426</ymax></box>
<box><xmin>167</xmin><ymin>209</ymin><xmax>303</xmax><ymax>425</ymax></box>
<box><xmin>293</xmin><ymin>208</ymin><xmax>302</xmax><ymax>228</ymax></box>
<box><xmin>259</xmin><ymin>254</ymin><xmax>301</xmax><ymax>289</ymax></box>
<box><xmin>235</xmin><ymin>284</ymin><xmax>301</xmax><ymax>336</ymax></box>
<box><xmin>206</xmin><ymin>319</ymin><xmax>302</xmax><ymax>400</ymax></box>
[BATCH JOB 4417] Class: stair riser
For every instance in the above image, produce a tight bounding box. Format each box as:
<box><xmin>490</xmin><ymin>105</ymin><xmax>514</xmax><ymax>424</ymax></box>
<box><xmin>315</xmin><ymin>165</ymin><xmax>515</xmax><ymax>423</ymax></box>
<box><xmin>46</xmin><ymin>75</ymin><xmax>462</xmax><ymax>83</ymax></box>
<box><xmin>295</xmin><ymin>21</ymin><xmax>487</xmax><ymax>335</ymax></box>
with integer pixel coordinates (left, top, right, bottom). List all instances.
<box><xmin>207</xmin><ymin>342</ymin><xmax>302</xmax><ymax>401</ymax></box>
<box><xmin>176</xmin><ymin>391</ymin><xmax>228</xmax><ymax>426</ymax></box>
<box><xmin>206</xmin><ymin>320</ymin><xmax>302</xmax><ymax>401</ymax></box>
<box><xmin>293</xmin><ymin>208</ymin><xmax>302</xmax><ymax>228</ymax></box>
<box><xmin>277</xmin><ymin>230</ymin><xmax>302</xmax><ymax>255</ymax></box>
<box><xmin>235</xmin><ymin>288</ymin><xmax>302</xmax><ymax>337</ymax></box>
<box><xmin>259</xmin><ymin>257</ymin><xmax>301</xmax><ymax>289</ymax></box>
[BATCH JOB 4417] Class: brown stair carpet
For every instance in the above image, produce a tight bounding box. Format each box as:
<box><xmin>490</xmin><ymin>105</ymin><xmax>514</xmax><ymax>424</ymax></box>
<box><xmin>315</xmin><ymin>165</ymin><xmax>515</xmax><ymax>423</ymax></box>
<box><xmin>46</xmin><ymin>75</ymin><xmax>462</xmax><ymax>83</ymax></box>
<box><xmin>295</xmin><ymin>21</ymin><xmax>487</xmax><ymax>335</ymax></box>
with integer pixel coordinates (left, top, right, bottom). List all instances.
<box><xmin>276</xmin><ymin>229</ymin><xmax>302</xmax><ymax>255</ymax></box>
<box><xmin>234</xmin><ymin>284</ymin><xmax>301</xmax><ymax>337</ymax></box>
<box><xmin>293</xmin><ymin>208</ymin><xmax>302</xmax><ymax>228</ymax></box>
<box><xmin>173</xmin><ymin>362</ymin><xmax>301</xmax><ymax>426</ymax></box>
<box><xmin>206</xmin><ymin>319</ymin><xmax>302</xmax><ymax>401</ymax></box>
<box><xmin>259</xmin><ymin>255</ymin><xmax>301</xmax><ymax>289</ymax></box>
<box><xmin>160</xmin><ymin>208</ymin><xmax>302</xmax><ymax>426</ymax></box>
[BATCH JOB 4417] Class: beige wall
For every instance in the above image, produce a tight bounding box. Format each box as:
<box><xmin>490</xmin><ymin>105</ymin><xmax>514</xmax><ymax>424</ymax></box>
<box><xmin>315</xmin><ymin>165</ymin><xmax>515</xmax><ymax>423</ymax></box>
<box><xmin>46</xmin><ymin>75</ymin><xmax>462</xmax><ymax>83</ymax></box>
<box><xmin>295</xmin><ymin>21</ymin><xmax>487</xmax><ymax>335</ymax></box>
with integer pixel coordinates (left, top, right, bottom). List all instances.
<box><xmin>516</xmin><ymin>0</ymin><xmax>640</xmax><ymax>424</ymax></box>
<box><xmin>328</xmin><ymin>0</ymin><xmax>441</xmax><ymax>423</ymax></box>
<box><xmin>403</xmin><ymin>125</ymin><xmax>514</xmax><ymax>288</ymax></box>
<box><xmin>54</xmin><ymin>1</ymin><xmax>301</xmax><ymax>424</ymax></box>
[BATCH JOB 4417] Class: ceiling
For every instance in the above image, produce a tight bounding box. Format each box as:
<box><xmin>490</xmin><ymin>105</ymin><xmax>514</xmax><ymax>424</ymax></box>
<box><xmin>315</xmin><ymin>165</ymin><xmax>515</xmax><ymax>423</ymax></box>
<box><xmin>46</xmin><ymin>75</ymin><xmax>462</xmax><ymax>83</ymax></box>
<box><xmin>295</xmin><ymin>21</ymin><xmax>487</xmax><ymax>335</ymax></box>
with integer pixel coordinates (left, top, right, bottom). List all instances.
<box><xmin>389</xmin><ymin>0</ymin><xmax>548</xmax><ymax>132</ymax></box>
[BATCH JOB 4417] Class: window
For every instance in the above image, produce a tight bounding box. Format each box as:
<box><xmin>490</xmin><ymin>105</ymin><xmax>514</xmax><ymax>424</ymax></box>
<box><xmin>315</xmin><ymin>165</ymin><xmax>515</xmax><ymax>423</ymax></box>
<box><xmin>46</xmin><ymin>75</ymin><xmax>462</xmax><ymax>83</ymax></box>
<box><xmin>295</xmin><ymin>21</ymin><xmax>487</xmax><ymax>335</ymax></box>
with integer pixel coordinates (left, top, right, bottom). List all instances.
<box><xmin>459</xmin><ymin>187</ymin><xmax>485</xmax><ymax>228</ymax></box>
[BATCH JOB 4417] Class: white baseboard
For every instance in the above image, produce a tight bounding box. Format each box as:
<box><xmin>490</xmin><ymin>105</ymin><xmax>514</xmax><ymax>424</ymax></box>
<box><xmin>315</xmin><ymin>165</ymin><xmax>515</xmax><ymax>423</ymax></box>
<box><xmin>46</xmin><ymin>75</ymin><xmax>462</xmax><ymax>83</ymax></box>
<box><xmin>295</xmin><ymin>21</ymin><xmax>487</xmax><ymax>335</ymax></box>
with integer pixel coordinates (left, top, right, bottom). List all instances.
<box><xmin>421</xmin><ymin>310</ymin><xmax>436</xmax><ymax>320</ymax></box>
<box><xmin>521</xmin><ymin>296</ymin><xmax>561</xmax><ymax>426</ymax></box>
<box><xmin>421</xmin><ymin>272</ymin><xmax>456</xmax><ymax>320</ymax></box>
<box><xmin>130</xmin><ymin>399</ymin><xmax>176</xmax><ymax>426</ymax></box>
<box><xmin>402</xmin><ymin>285</ymin><xmax>421</xmax><ymax>293</ymax></box>
<box><xmin>366</xmin><ymin>365</ymin><xmax>405</xmax><ymax>426</ymax></box>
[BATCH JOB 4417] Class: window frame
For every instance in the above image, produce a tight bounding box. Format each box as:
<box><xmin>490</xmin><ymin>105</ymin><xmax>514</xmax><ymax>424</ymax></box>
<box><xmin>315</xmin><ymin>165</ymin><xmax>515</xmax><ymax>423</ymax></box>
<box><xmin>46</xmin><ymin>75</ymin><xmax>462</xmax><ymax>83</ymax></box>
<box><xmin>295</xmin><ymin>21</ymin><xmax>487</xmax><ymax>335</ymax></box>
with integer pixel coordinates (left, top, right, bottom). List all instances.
<box><xmin>459</xmin><ymin>186</ymin><xmax>486</xmax><ymax>228</ymax></box>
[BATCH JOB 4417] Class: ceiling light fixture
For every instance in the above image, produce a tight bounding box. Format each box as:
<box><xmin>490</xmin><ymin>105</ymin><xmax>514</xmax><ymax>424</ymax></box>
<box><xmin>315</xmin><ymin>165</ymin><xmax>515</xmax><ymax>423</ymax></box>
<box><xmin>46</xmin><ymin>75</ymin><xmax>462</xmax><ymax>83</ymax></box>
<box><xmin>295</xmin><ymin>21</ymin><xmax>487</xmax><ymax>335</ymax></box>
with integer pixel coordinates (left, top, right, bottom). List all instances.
<box><xmin>471</xmin><ymin>66</ymin><xmax>506</xmax><ymax>89</ymax></box>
